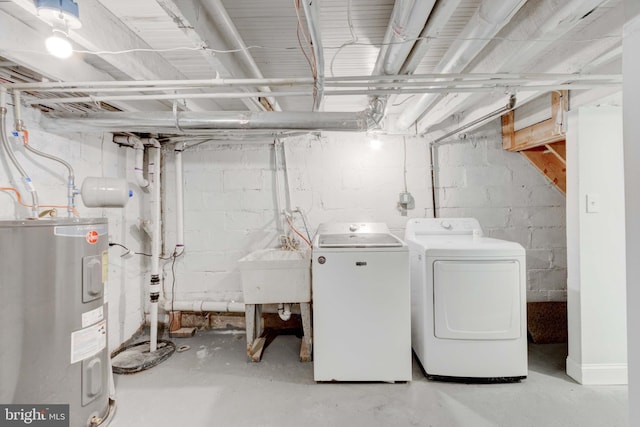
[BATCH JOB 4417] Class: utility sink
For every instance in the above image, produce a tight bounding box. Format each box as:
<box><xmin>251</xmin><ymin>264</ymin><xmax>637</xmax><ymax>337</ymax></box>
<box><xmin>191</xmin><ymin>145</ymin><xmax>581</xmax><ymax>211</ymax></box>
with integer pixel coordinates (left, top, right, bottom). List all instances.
<box><xmin>238</xmin><ymin>248</ymin><xmax>311</xmax><ymax>304</ymax></box>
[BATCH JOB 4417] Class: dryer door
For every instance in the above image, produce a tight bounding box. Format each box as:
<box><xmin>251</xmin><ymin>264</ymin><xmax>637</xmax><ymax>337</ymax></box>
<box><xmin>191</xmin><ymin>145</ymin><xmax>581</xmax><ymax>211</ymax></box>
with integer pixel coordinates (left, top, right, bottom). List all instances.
<box><xmin>433</xmin><ymin>260</ymin><xmax>521</xmax><ymax>340</ymax></box>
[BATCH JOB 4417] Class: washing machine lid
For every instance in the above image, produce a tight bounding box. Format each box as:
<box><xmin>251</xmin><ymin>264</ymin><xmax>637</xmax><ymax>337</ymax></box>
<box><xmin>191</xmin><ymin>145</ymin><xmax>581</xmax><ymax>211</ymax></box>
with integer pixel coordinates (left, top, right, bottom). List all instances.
<box><xmin>314</xmin><ymin>222</ymin><xmax>404</xmax><ymax>248</ymax></box>
<box><xmin>317</xmin><ymin>233</ymin><xmax>403</xmax><ymax>248</ymax></box>
<box><xmin>408</xmin><ymin>235</ymin><xmax>525</xmax><ymax>257</ymax></box>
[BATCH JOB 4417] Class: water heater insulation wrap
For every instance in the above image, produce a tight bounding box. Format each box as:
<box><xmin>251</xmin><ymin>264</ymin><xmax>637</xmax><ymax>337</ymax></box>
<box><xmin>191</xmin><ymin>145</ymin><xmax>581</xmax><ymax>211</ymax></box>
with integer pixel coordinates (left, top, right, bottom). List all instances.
<box><xmin>0</xmin><ymin>218</ymin><xmax>111</xmax><ymax>426</ymax></box>
<box><xmin>82</xmin><ymin>177</ymin><xmax>131</xmax><ymax>207</ymax></box>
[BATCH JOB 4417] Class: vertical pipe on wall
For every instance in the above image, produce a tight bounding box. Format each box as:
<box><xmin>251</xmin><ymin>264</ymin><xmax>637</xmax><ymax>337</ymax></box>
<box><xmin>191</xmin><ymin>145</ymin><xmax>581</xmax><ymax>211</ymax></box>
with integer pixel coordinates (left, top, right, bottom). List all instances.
<box><xmin>174</xmin><ymin>143</ymin><xmax>185</xmax><ymax>257</ymax></box>
<box><xmin>0</xmin><ymin>88</ymin><xmax>39</xmax><ymax>217</ymax></box>
<box><xmin>147</xmin><ymin>139</ymin><xmax>162</xmax><ymax>352</ymax></box>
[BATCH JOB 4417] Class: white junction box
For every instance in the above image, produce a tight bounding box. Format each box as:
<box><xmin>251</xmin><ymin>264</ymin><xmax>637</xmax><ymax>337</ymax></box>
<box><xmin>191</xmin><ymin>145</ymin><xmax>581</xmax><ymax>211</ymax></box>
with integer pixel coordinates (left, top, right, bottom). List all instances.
<box><xmin>239</xmin><ymin>248</ymin><xmax>311</xmax><ymax>304</ymax></box>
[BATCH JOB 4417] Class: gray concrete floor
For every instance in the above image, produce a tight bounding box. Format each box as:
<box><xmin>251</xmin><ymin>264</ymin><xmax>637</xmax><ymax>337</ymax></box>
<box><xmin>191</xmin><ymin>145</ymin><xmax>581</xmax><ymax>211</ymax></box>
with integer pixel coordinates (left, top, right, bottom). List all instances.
<box><xmin>109</xmin><ymin>330</ymin><xmax>627</xmax><ymax>427</ymax></box>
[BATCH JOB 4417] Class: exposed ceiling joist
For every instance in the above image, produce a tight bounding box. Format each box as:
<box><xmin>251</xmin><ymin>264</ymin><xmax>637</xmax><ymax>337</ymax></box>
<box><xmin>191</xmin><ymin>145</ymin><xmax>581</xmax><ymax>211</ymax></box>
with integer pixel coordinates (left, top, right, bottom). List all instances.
<box><xmin>9</xmin><ymin>0</ymin><xmax>224</xmax><ymax>112</ymax></box>
<box><xmin>155</xmin><ymin>0</ymin><xmax>274</xmax><ymax>112</ymax></box>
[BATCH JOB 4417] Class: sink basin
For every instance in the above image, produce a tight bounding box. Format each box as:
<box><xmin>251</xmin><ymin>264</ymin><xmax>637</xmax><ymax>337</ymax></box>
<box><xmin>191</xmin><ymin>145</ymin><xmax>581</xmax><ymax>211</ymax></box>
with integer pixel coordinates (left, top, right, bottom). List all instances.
<box><xmin>239</xmin><ymin>249</ymin><xmax>311</xmax><ymax>304</ymax></box>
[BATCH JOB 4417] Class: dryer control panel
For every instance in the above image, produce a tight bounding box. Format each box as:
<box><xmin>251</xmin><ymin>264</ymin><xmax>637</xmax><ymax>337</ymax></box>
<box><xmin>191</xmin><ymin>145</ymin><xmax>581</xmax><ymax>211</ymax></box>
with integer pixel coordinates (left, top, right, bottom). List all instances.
<box><xmin>405</xmin><ymin>218</ymin><xmax>483</xmax><ymax>240</ymax></box>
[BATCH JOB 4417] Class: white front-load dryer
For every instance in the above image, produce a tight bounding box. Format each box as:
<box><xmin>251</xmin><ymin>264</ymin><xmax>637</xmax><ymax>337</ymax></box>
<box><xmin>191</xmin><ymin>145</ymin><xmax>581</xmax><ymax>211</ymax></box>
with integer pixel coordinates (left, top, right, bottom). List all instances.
<box><xmin>405</xmin><ymin>218</ymin><xmax>527</xmax><ymax>381</ymax></box>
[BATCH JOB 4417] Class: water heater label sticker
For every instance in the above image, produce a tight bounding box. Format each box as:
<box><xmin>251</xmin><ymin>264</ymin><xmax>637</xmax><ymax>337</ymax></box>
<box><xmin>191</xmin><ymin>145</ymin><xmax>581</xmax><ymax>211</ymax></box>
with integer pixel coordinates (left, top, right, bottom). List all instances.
<box><xmin>81</xmin><ymin>306</ymin><xmax>104</xmax><ymax>328</ymax></box>
<box><xmin>70</xmin><ymin>319</ymin><xmax>107</xmax><ymax>364</ymax></box>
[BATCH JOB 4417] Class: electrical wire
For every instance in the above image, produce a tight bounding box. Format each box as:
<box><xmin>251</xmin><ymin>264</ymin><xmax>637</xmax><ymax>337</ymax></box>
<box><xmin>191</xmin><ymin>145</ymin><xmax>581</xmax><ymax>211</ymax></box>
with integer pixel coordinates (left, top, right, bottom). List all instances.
<box><xmin>6</xmin><ymin>34</ymin><xmax>621</xmax><ymax>59</ymax></box>
<box><xmin>403</xmin><ymin>137</ymin><xmax>408</xmax><ymax>193</ymax></box>
<box><xmin>294</xmin><ymin>0</ymin><xmax>318</xmax><ymax>108</ymax></box>
<box><xmin>330</xmin><ymin>0</ymin><xmax>358</xmax><ymax>77</ymax></box>
<box><xmin>0</xmin><ymin>187</ymin><xmax>79</xmax><ymax>216</ymax></box>
<box><xmin>170</xmin><ymin>250</ymin><xmax>178</xmax><ymax>314</ymax></box>
<box><xmin>108</xmin><ymin>242</ymin><xmax>173</xmax><ymax>259</ymax></box>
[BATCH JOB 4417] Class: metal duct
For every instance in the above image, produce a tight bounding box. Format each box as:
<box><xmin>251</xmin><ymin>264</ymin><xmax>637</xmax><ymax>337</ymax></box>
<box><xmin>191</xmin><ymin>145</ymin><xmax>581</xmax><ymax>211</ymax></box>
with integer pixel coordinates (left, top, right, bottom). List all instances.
<box><xmin>40</xmin><ymin>110</ymin><xmax>375</xmax><ymax>133</ymax></box>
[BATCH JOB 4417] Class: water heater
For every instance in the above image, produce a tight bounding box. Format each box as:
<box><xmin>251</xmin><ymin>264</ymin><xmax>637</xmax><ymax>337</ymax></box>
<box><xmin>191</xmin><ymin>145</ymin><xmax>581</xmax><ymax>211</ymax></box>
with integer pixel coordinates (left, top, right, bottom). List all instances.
<box><xmin>0</xmin><ymin>218</ymin><xmax>111</xmax><ymax>426</ymax></box>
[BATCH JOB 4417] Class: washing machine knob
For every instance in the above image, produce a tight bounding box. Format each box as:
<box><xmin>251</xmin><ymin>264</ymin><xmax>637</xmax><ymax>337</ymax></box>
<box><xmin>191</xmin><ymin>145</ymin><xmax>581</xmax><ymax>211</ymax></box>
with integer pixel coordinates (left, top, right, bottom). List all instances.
<box><xmin>441</xmin><ymin>220</ymin><xmax>452</xmax><ymax>230</ymax></box>
<box><xmin>349</xmin><ymin>224</ymin><xmax>359</xmax><ymax>232</ymax></box>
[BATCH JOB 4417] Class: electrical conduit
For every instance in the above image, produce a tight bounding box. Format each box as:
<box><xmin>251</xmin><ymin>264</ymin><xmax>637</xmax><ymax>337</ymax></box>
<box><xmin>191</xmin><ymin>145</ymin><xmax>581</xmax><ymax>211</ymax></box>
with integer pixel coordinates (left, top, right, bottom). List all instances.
<box><xmin>0</xmin><ymin>88</ymin><xmax>39</xmax><ymax>217</ymax></box>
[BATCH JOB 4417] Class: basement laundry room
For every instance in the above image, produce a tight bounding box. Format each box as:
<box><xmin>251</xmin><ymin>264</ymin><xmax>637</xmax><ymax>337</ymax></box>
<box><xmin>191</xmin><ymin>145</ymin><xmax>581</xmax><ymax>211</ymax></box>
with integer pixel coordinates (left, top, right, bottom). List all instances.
<box><xmin>0</xmin><ymin>0</ymin><xmax>637</xmax><ymax>426</ymax></box>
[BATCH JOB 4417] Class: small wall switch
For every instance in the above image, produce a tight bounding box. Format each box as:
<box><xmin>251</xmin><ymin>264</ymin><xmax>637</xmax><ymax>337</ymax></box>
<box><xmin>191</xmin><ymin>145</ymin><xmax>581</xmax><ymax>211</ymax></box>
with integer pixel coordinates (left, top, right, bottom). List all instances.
<box><xmin>586</xmin><ymin>193</ymin><xmax>600</xmax><ymax>213</ymax></box>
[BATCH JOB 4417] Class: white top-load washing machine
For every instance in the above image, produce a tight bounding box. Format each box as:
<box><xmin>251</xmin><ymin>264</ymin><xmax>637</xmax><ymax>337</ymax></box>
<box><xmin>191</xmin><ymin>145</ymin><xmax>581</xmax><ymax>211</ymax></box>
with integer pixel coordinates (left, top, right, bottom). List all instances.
<box><xmin>405</xmin><ymin>218</ymin><xmax>527</xmax><ymax>381</ymax></box>
<box><xmin>312</xmin><ymin>222</ymin><xmax>411</xmax><ymax>382</ymax></box>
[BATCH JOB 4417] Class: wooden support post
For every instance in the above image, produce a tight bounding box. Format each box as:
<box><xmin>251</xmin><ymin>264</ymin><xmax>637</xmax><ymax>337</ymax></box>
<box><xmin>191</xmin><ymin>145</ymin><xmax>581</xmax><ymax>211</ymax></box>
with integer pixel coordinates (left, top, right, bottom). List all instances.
<box><xmin>299</xmin><ymin>302</ymin><xmax>313</xmax><ymax>362</ymax></box>
<box><xmin>168</xmin><ymin>310</ymin><xmax>197</xmax><ymax>338</ymax></box>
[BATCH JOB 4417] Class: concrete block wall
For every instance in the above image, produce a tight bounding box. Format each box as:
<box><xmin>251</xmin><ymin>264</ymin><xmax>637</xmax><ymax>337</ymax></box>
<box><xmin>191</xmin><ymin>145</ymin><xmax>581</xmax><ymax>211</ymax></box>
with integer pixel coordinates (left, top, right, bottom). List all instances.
<box><xmin>164</xmin><ymin>124</ymin><xmax>566</xmax><ymax>304</ymax></box>
<box><xmin>435</xmin><ymin>119</ymin><xmax>567</xmax><ymax>301</ymax></box>
<box><xmin>0</xmin><ymin>106</ymin><xmax>145</xmax><ymax>351</ymax></box>
<box><xmin>162</xmin><ymin>134</ymin><xmax>433</xmax><ymax>302</ymax></box>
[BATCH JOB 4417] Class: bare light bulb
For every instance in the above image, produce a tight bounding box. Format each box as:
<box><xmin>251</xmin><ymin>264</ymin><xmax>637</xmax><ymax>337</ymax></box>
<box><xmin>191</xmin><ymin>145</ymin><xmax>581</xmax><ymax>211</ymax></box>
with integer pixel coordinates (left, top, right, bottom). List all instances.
<box><xmin>45</xmin><ymin>32</ymin><xmax>73</xmax><ymax>58</ymax></box>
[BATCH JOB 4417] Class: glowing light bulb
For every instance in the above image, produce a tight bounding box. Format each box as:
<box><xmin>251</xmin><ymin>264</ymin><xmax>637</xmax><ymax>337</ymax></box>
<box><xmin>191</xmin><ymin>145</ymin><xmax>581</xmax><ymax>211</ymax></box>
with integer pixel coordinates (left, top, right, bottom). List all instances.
<box><xmin>45</xmin><ymin>32</ymin><xmax>73</xmax><ymax>58</ymax></box>
<box><xmin>369</xmin><ymin>136</ymin><xmax>382</xmax><ymax>150</ymax></box>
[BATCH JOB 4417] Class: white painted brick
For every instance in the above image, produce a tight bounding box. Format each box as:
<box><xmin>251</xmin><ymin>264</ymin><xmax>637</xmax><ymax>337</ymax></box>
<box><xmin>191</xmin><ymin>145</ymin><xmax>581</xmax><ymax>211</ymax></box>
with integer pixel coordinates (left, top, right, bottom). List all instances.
<box><xmin>439</xmin><ymin>187</ymin><xmax>490</xmax><ymax>208</ymax></box>
<box><xmin>487</xmin><ymin>185</ymin><xmax>532</xmax><ymax>207</ymax></box>
<box><xmin>530</xmin><ymin>206</ymin><xmax>566</xmax><ymax>227</ymax></box>
<box><xmin>318</xmin><ymin>189</ymin><xmax>362</xmax><ymax>210</ymax></box>
<box><xmin>507</xmin><ymin>207</ymin><xmax>533</xmax><ymax>226</ymax></box>
<box><xmin>225</xmin><ymin>211</ymin><xmax>264</xmax><ymax>230</ymax></box>
<box><xmin>545</xmin><ymin>290</ymin><xmax>567</xmax><ymax>301</ymax></box>
<box><xmin>552</xmin><ymin>248</ymin><xmax>567</xmax><ymax>269</ymax></box>
<box><xmin>528</xmin><ymin>184</ymin><xmax>565</xmax><ymax>206</ymax></box>
<box><xmin>529</xmin><ymin>269</ymin><xmax>568</xmax><ymax>291</ymax></box>
<box><xmin>527</xmin><ymin>291</ymin><xmax>552</xmax><ymax>302</ymax></box>
<box><xmin>202</xmin><ymin>191</ymin><xmax>242</xmax><ymax>211</ymax></box>
<box><xmin>510</xmin><ymin>159</ymin><xmax>551</xmax><ymax>187</ymax></box>
<box><xmin>183</xmin><ymin>229</ymin><xmax>216</xmax><ymax>251</ymax></box>
<box><xmin>184</xmin><ymin>211</ymin><xmax>225</xmax><ymax>231</ymax></box>
<box><xmin>184</xmin><ymin>169</ymin><xmax>223</xmax><ymax>192</ymax></box>
<box><xmin>341</xmin><ymin>168</ymin><xmax>364</xmax><ymax>189</ymax></box>
<box><xmin>465</xmin><ymin>165</ymin><xmax>512</xmax><ymax>186</ymax></box>
<box><xmin>240</xmin><ymin>190</ymin><xmax>276</xmax><ymax>211</ymax></box>
<box><xmin>242</xmin><ymin>148</ymin><xmax>273</xmax><ymax>169</ymax></box>
<box><xmin>483</xmin><ymin>227</ymin><xmax>531</xmax><ymax>247</ymax></box>
<box><xmin>531</xmin><ymin>227</ymin><xmax>566</xmax><ymax>248</ymax></box>
<box><xmin>406</xmin><ymin>167</ymin><xmax>430</xmax><ymax>191</ymax></box>
<box><xmin>223</xmin><ymin>169</ymin><xmax>263</xmax><ymax>190</ymax></box>
<box><xmin>364</xmin><ymin>168</ymin><xmax>405</xmax><ymax>191</ymax></box>
<box><xmin>527</xmin><ymin>249</ymin><xmax>553</xmax><ymax>269</ymax></box>
<box><xmin>436</xmin><ymin>166</ymin><xmax>467</xmax><ymax>187</ymax></box>
<box><xmin>436</xmin><ymin>142</ymin><xmax>487</xmax><ymax>167</ymax></box>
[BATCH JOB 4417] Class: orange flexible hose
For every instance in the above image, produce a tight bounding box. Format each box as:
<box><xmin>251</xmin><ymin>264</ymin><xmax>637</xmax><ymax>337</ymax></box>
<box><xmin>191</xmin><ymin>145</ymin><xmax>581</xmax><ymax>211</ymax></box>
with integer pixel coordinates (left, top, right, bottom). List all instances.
<box><xmin>286</xmin><ymin>215</ymin><xmax>312</xmax><ymax>248</ymax></box>
<box><xmin>0</xmin><ymin>187</ymin><xmax>80</xmax><ymax>217</ymax></box>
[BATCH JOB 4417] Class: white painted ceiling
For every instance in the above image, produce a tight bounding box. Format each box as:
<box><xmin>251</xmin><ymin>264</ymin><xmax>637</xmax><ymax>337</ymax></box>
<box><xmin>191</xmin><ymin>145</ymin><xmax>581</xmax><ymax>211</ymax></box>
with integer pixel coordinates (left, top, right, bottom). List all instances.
<box><xmin>0</xmin><ymin>0</ymin><xmax>624</xmax><ymax>138</ymax></box>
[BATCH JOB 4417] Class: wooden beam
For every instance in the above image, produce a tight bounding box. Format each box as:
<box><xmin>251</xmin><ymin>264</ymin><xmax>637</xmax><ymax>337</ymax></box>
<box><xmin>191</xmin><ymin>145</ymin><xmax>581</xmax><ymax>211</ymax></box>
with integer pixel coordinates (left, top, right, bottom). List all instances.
<box><xmin>521</xmin><ymin>147</ymin><xmax>566</xmax><ymax>194</ymax></box>
<box><xmin>502</xmin><ymin>110</ymin><xmax>515</xmax><ymax>150</ymax></box>
<box><xmin>545</xmin><ymin>141</ymin><xmax>566</xmax><ymax>164</ymax></box>
<box><xmin>503</xmin><ymin>90</ymin><xmax>568</xmax><ymax>152</ymax></box>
